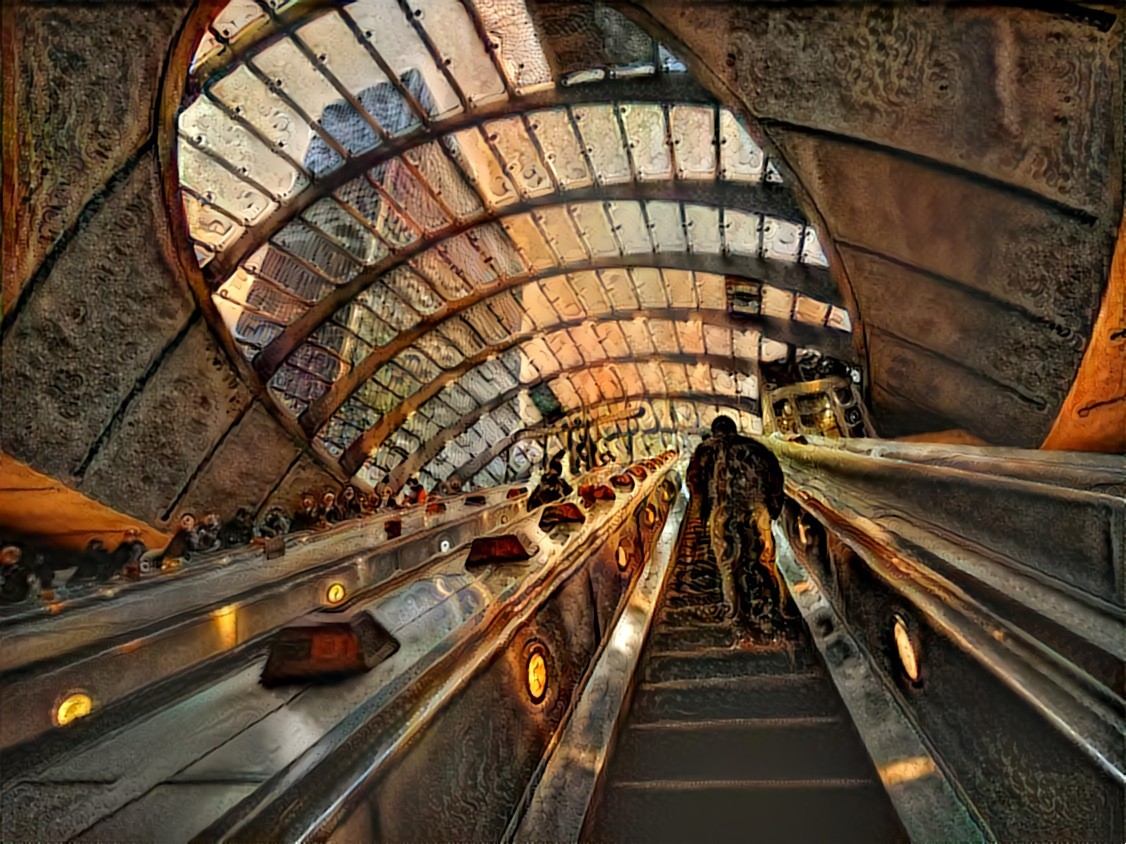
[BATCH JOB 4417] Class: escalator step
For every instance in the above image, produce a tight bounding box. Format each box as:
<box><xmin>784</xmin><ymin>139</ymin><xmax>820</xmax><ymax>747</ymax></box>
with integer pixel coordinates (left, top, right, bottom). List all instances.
<box><xmin>633</xmin><ymin>674</ymin><xmax>839</xmax><ymax>723</ymax></box>
<box><xmin>643</xmin><ymin>645</ymin><xmax>817</xmax><ymax>682</ymax></box>
<box><xmin>648</xmin><ymin>625</ymin><xmax>737</xmax><ymax>651</ymax></box>
<box><xmin>608</xmin><ymin>718</ymin><xmax>875</xmax><ymax>783</ymax></box>
<box><xmin>585</xmin><ymin>779</ymin><xmax>907</xmax><ymax>844</ymax></box>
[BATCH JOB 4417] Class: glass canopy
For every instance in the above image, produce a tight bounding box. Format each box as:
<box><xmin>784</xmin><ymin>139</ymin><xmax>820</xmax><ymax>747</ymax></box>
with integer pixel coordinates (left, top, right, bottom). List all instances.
<box><xmin>178</xmin><ymin>0</ymin><xmax>852</xmax><ymax>489</ymax></box>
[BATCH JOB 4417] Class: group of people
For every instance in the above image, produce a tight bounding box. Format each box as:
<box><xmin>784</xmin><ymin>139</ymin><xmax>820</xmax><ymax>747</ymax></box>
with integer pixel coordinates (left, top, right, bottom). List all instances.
<box><xmin>688</xmin><ymin>415</ymin><xmax>788</xmax><ymax>627</ymax></box>
<box><xmin>0</xmin><ymin>475</ymin><xmax>461</xmax><ymax>606</ymax></box>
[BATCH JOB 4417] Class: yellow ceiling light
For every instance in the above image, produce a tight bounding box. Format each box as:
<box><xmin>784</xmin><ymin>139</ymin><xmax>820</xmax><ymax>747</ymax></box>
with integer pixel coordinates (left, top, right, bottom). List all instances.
<box><xmin>893</xmin><ymin>615</ymin><xmax>921</xmax><ymax>683</ymax></box>
<box><xmin>616</xmin><ymin>546</ymin><xmax>630</xmax><ymax>570</ymax></box>
<box><xmin>326</xmin><ymin>582</ymin><xmax>347</xmax><ymax>605</ymax></box>
<box><xmin>526</xmin><ymin>646</ymin><xmax>548</xmax><ymax>704</ymax></box>
<box><xmin>55</xmin><ymin>692</ymin><xmax>93</xmax><ymax>726</ymax></box>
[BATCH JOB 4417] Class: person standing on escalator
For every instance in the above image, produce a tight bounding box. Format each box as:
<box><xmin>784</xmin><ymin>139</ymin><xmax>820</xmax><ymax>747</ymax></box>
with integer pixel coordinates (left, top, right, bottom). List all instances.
<box><xmin>688</xmin><ymin>416</ymin><xmax>787</xmax><ymax>623</ymax></box>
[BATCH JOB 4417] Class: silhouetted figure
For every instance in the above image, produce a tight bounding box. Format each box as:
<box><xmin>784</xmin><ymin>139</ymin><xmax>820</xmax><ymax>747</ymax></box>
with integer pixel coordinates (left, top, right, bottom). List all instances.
<box><xmin>256</xmin><ymin>507</ymin><xmax>291</xmax><ymax>540</ymax></box>
<box><xmin>436</xmin><ymin>476</ymin><xmax>462</xmax><ymax>496</ymax></box>
<box><xmin>0</xmin><ymin>544</ymin><xmax>35</xmax><ymax>604</ymax></box>
<box><xmin>321</xmin><ymin>491</ymin><xmax>344</xmax><ymax>524</ymax></box>
<box><xmin>221</xmin><ymin>508</ymin><xmax>255</xmax><ymax>547</ymax></box>
<box><xmin>163</xmin><ymin>513</ymin><xmax>199</xmax><ymax>566</ymax></box>
<box><xmin>528</xmin><ymin>457</ymin><xmax>573</xmax><ymax>509</ymax></box>
<box><xmin>375</xmin><ymin>481</ymin><xmax>399</xmax><ymax>510</ymax></box>
<box><xmin>112</xmin><ymin>528</ymin><xmax>147</xmax><ymax>576</ymax></box>
<box><xmin>292</xmin><ymin>494</ymin><xmax>321</xmax><ymax>531</ymax></box>
<box><xmin>69</xmin><ymin>539</ymin><xmax>113</xmax><ymax>586</ymax></box>
<box><xmin>402</xmin><ymin>478</ymin><xmax>427</xmax><ymax>507</ymax></box>
<box><xmin>689</xmin><ymin>416</ymin><xmax>786</xmax><ymax>623</ymax></box>
<box><xmin>196</xmin><ymin>511</ymin><xmax>223</xmax><ymax>553</ymax></box>
<box><xmin>340</xmin><ymin>486</ymin><xmax>363</xmax><ymax>519</ymax></box>
<box><xmin>364</xmin><ymin>489</ymin><xmax>383</xmax><ymax>513</ymax></box>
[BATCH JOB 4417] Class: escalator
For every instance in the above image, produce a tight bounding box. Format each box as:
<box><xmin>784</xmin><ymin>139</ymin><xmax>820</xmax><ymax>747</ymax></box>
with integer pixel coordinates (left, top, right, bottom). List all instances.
<box><xmin>582</xmin><ymin>509</ymin><xmax>908</xmax><ymax>843</ymax></box>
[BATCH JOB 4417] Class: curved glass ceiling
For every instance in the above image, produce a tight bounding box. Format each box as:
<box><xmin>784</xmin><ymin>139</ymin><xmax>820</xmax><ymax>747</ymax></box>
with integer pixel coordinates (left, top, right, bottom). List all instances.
<box><xmin>178</xmin><ymin>0</ymin><xmax>851</xmax><ymax>488</ymax></box>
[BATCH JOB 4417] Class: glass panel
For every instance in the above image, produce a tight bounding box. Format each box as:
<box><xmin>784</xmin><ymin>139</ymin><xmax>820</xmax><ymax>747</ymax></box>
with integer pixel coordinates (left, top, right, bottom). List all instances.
<box><xmin>357</xmin><ymin>379</ymin><xmax>399</xmax><ymax>414</ymax></box>
<box><xmin>244</xmin><ymin>244</ymin><xmax>330</xmax><ymax>300</ymax></box>
<box><xmin>178</xmin><ymin>142</ymin><xmax>277</xmax><ymax>225</ymax></box>
<box><xmin>336</xmin><ymin>300</ymin><xmax>395</xmax><ymax>347</ymax></box>
<box><xmin>828</xmin><ymin>306</ymin><xmax>853</xmax><ymax>332</ymax></box>
<box><xmin>442</xmin><ymin>317</ymin><xmax>486</xmax><ymax>357</ymax></box>
<box><xmin>528</xmin><ymin>109</ymin><xmax>593</xmax><ymax>190</ymax></box>
<box><xmin>444</xmin><ymin>128</ymin><xmax>517</xmax><ymax>208</ymax></box>
<box><xmin>485</xmin><ymin>116</ymin><xmax>554</xmax><ymax>198</ymax></box>
<box><xmin>343</xmin><ymin>0</ymin><xmax>461</xmax><ymax>119</ymax></box>
<box><xmin>695</xmin><ymin>271</ymin><xmax>727</xmax><ymax>309</ymax></box>
<box><xmin>405</xmin><ymin>140</ymin><xmax>485</xmax><ymax>222</ymax></box>
<box><xmin>677</xmin><ymin>321</ymin><xmax>705</xmax><ymax>355</ymax></box>
<box><xmin>334</xmin><ymin>174</ymin><xmax>417</xmax><ymax>250</ymax></box>
<box><xmin>703</xmin><ymin>324</ymin><xmax>732</xmax><ymax>357</ymax></box>
<box><xmin>209</xmin><ymin>66</ymin><xmax>339</xmax><ymax>177</ymax></box>
<box><xmin>297</xmin><ymin>13</ymin><xmax>418</xmax><ymax>137</ymax></box>
<box><xmin>538</xmin><ymin>276</ymin><xmax>585</xmax><ymax>320</ymax></box>
<box><xmin>664</xmin><ymin>268</ymin><xmax>698</xmax><ymax>309</ymax></box>
<box><xmin>535</xmin><ymin>206</ymin><xmax>588</xmax><ymax>264</ymax></box>
<box><xmin>369</xmin><ymin>159</ymin><xmax>450</xmax><ymax>234</ymax></box>
<box><xmin>384</xmin><ymin>266</ymin><xmax>442</xmax><ymax>315</ymax></box>
<box><xmin>684</xmin><ymin>204</ymin><xmax>721</xmax><ymax>254</ymax></box>
<box><xmin>313</xmin><ymin>323</ymin><xmax>373</xmax><ymax>365</ymax></box>
<box><xmin>415</xmin><ymin>331</ymin><xmax>465</xmax><ymax>370</ymax></box>
<box><xmin>472</xmin><ymin>0</ymin><xmax>551</xmax><ymax>91</ymax></box>
<box><xmin>303</xmin><ymin>198</ymin><xmax>386</xmax><ymax>264</ymax></box>
<box><xmin>375</xmin><ymin>361</ymin><xmax>423</xmax><ymax>397</ymax></box>
<box><xmin>619</xmin><ymin>103</ymin><xmax>672</xmax><ymax>181</ymax></box>
<box><xmin>725</xmin><ymin>209</ymin><xmax>761</xmax><ymax>258</ymax></box>
<box><xmin>213</xmin><ymin>0</ymin><xmax>267</xmax><ymax>41</ymax></box>
<box><xmin>605</xmin><ymin>201</ymin><xmax>651</xmax><ymax>254</ymax></box>
<box><xmin>801</xmin><ymin>225</ymin><xmax>830</xmax><ymax>267</ymax></box>
<box><xmin>518</xmin><ymin>283</ymin><xmax>561</xmax><ymax>330</ymax></box>
<box><xmin>762</xmin><ymin>216</ymin><xmax>802</xmax><ymax>263</ymax></box>
<box><xmin>502</xmin><ymin>213</ymin><xmax>555</xmax><ymax>270</ymax></box>
<box><xmin>600</xmin><ymin>268</ymin><xmax>638</xmax><ymax>312</ymax></box>
<box><xmin>794</xmin><ymin>294</ymin><xmax>830</xmax><ymax>326</ymax></box>
<box><xmin>621</xmin><ymin>318</ymin><xmax>655</xmax><ymax>355</ymax></box>
<box><xmin>546</xmin><ymin>331</ymin><xmax>584</xmax><ymax>370</ymax></box>
<box><xmin>251</xmin><ymin>38</ymin><xmax>379</xmax><ymax>155</ymax></box>
<box><xmin>631</xmin><ymin>266</ymin><xmax>668</xmax><ymax>309</ymax></box>
<box><xmin>568</xmin><ymin>202</ymin><xmax>619</xmax><ymax>258</ymax></box>
<box><xmin>732</xmin><ymin>327</ymin><xmax>761</xmax><ymax>361</ymax></box>
<box><xmin>403</xmin><ymin>0</ymin><xmax>505</xmax><ymax>106</ymax></box>
<box><xmin>183</xmin><ymin>192</ymin><xmax>244</xmax><ymax>252</ymax></box>
<box><xmin>760</xmin><ymin>337</ymin><xmax>788</xmax><ymax>363</ymax></box>
<box><xmin>648</xmin><ymin>319</ymin><xmax>679</xmax><ymax>354</ymax></box>
<box><xmin>411</xmin><ymin>249</ymin><xmax>473</xmax><ymax>300</ymax></box>
<box><xmin>670</xmin><ymin>105</ymin><xmax>716</xmax><ymax>179</ymax></box>
<box><xmin>473</xmin><ymin>223</ymin><xmax>526</xmax><ymax>278</ymax></box>
<box><xmin>440</xmin><ymin>233</ymin><xmax>498</xmax><ymax>288</ymax></box>
<box><xmin>272</xmin><ymin>219</ymin><xmax>361</xmax><ymax>282</ymax></box>
<box><xmin>356</xmin><ymin>281</ymin><xmax>419</xmax><ymax>330</ymax></box>
<box><xmin>568</xmin><ymin>270</ymin><xmax>613</xmax><ymax>316</ymax></box>
<box><xmin>645</xmin><ymin>201</ymin><xmax>686</xmax><ymax>252</ymax></box>
<box><xmin>720</xmin><ymin>109</ymin><xmax>764</xmax><ymax>183</ymax></box>
<box><xmin>572</xmin><ymin>105</ymin><xmax>630</xmax><ymax>185</ymax></box>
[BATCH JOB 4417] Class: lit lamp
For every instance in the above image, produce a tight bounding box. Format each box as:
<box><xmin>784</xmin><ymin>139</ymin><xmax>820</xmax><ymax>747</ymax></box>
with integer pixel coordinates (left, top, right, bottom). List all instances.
<box><xmin>893</xmin><ymin>614</ymin><xmax>921</xmax><ymax>683</ymax></box>
<box><xmin>526</xmin><ymin>645</ymin><xmax>548</xmax><ymax>704</ymax></box>
<box><xmin>326</xmin><ymin>582</ymin><xmax>347</xmax><ymax>605</ymax></box>
<box><xmin>55</xmin><ymin>692</ymin><xmax>93</xmax><ymax>726</ymax></box>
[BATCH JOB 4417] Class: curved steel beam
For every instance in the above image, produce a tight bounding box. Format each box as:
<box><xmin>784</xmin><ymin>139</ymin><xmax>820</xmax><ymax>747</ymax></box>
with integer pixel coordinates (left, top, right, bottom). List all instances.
<box><xmin>446</xmin><ymin>394</ymin><xmax>751</xmax><ymax>483</ymax></box>
<box><xmin>253</xmin><ymin>187</ymin><xmax>829</xmax><ymax>378</ymax></box>
<box><xmin>307</xmin><ymin>303</ymin><xmax>846</xmax><ymax>438</ymax></box>
<box><xmin>364</xmin><ymin>355</ymin><xmax>759</xmax><ymax>483</ymax></box>
<box><xmin>298</xmin><ymin>256</ymin><xmax>846</xmax><ymax>431</ymax></box>
<box><xmin>203</xmin><ymin>76</ymin><xmax>718</xmax><ymax>282</ymax></box>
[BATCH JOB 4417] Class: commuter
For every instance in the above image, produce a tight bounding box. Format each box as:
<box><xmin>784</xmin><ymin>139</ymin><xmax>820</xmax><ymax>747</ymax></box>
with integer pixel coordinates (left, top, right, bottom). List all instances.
<box><xmin>321</xmin><ymin>490</ymin><xmax>344</xmax><ymax>524</ymax></box>
<box><xmin>375</xmin><ymin>481</ymin><xmax>399</xmax><ymax>510</ymax></box>
<box><xmin>402</xmin><ymin>478</ymin><xmax>427</xmax><ymax>507</ymax></box>
<box><xmin>255</xmin><ymin>506</ymin><xmax>291</xmax><ymax>540</ymax></box>
<box><xmin>220</xmin><ymin>508</ymin><xmax>255</xmax><ymax>547</ymax></box>
<box><xmin>291</xmin><ymin>494</ymin><xmax>321</xmax><ymax>531</ymax></box>
<box><xmin>113</xmin><ymin>528</ymin><xmax>148</xmax><ymax>572</ymax></box>
<box><xmin>162</xmin><ymin>512</ymin><xmax>199</xmax><ymax>567</ymax></box>
<box><xmin>527</xmin><ymin>456</ymin><xmax>572</xmax><ymax>509</ymax></box>
<box><xmin>436</xmin><ymin>476</ymin><xmax>462</xmax><ymax>496</ymax></box>
<box><xmin>195</xmin><ymin>511</ymin><xmax>223</xmax><ymax>553</ymax></box>
<box><xmin>0</xmin><ymin>544</ymin><xmax>36</xmax><ymax>604</ymax></box>
<box><xmin>364</xmin><ymin>489</ymin><xmax>383</xmax><ymax>513</ymax></box>
<box><xmin>69</xmin><ymin>539</ymin><xmax>113</xmax><ymax>586</ymax></box>
<box><xmin>339</xmin><ymin>485</ymin><xmax>363</xmax><ymax>519</ymax></box>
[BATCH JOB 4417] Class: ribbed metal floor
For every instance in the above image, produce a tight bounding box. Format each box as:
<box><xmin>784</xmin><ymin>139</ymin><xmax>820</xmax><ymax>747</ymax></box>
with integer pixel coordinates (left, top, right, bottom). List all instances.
<box><xmin>582</xmin><ymin>512</ymin><xmax>908</xmax><ymax>843</ymax></box>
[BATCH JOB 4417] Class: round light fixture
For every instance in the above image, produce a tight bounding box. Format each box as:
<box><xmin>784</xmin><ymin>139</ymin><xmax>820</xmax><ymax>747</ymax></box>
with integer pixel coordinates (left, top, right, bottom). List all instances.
<box><xmin>439</xmin><ymin>538</ymin><xmax>451</xmax><ymax>553</ymax></box>
<box><xmin>893</xmin><ymin>614</ymin><xmax>921</xmax><ymax>683</ymax></box>
<box><xmin>55</xmin><ymin>692</ymin><xmax>93</xmax><ymax>726</ymax></box>
<box><xmin>326</xmin><ymin>582</ymin><xmax>347</xmax><ymax>605</ymax></box>
<box><xmin>616</xmin><ymin>546</ymin><xmax>629</xmax><ymax>571</ymax></box>
<box><xmin>643</xmin><ymin>504</ymin><xmax>657</xmax><ymax>526</ymax></box>
<box><xmin>526</xmin><ymin>646</ymin><xmax>548</xmax><ymax>703</ymax></box>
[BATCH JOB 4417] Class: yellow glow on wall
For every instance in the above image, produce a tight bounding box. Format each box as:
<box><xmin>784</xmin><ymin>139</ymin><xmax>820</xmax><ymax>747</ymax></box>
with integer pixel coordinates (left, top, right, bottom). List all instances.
<box><xmin>326</xmin><ymin>582</ymin><xmax>347</xmax><ymax>604</ymax></box>
<box><xmin>526</xmin><ymin>648</ymin><xmax>548</xmax><ymax>703</ymax></box>
<box><xmin>55</xmin><ymin>692</ymin><xmax>93</xmax><ymax>726</ymax></box>
<box><xmin>211</xmin><ymin>604</ymin><xmax>238</xmax><ymax>649</ymax></box>
<box><xmin>893</xmin><ymin>616</ymin><xmax>920</xmax><ymax>682</ymax></box>
<box><xmin>879</xmin><ymin>755</ymin><xmax>937</xmax><ymax>786</ymax></box>
<box><xmin>616</xmin><ymin>547</ymin><xmax>629</xmax><ymax>570</ymax></box>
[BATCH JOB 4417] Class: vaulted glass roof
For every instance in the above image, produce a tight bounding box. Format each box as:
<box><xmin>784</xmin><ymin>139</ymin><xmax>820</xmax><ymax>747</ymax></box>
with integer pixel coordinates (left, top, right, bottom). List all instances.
<box><xmin>178</xmin><ymin>0</ymin><xmax>853</xmax><ymax>489</ymax></box>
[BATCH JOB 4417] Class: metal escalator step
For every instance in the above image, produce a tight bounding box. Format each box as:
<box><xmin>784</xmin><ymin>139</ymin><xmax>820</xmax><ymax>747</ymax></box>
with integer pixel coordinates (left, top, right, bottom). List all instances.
<box><xmin>632</xmin><ymin>673</ymin><xmax>839</xmax><ymax>723</ymax></box>
<box><xmin>585</xmin><ymin>779</ymin><xmax>907</xmax><ymax>844</ymax></box>
<box><xmin>607</xmin><ymin>718</ymin><xmax>877</xmax><ymax>783</ymax></box>
<box><xmin>643</xmin><ymin>645</ymin><xmax>818</xmax><ymax>682</ymax></box>
<box><xmin>648</xmin><ymin>625</ymin><xmax>737</xmax><ymax>651</ymax></box>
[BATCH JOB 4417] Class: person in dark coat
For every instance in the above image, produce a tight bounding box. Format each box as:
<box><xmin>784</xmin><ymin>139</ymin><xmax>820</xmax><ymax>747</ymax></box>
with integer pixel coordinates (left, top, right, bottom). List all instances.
<box><xmin>339</xmin><ymin>485</ymin><xmax>363</xmax><ymax>520</ymax></box>
<box><xmin>112</xmin><ymin>528</ymin><xmax>148</xmax><ymax>576</ymax></box>
<box><xmin>527</xmin><ymin>457</ymin><xmax>572</xmax><ymax>509</ymax></box>
<box><xmin>690</xmin><ymin>416</ymin><xmax>786</xmax><ymax>621</ymax></box>
<box><xmin>220</xmin><ymin>508</ymin><xmax>255</xmax><ymax>547</ymax></box>
<box><xmin>255</xmin><ymin>507</ymin><xmax>291</xmax><ymax>540</ymax></box>
<box><xmin>0</xmin><ymin>544</ymin><xmax>35</xmax><ymax>604</ymax></box>
<box><xmin>162</xmin><ymin>513</ymin><xmax>199</xmax><ymax>566</ymax></box>
<box><xmin>69</xmin><ymin>539</ymin><xmax>113</xmax><ymax>586</ymax></box>
<box><xmin>291</xmin><ymin>494</ymin><xmax>321</xmax><ymax>531</ymax></box>
<box><xmin>195</xmin><ymin>511</ymin><xmax>223</xmax><ymax>553</ymax></box>
<box><xmin>321</xmin><ymin>490</ymin><xmax>344</xmax><ymax>524</ymax></box>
